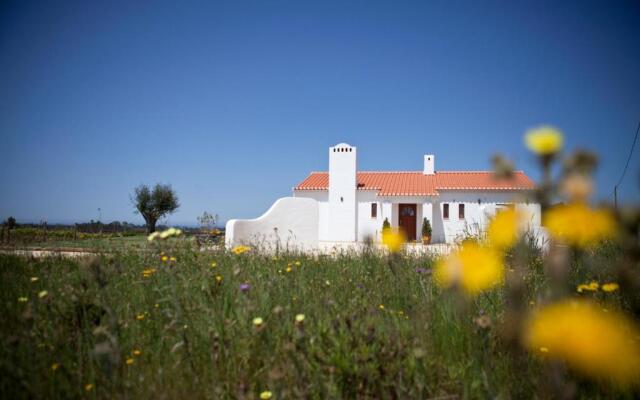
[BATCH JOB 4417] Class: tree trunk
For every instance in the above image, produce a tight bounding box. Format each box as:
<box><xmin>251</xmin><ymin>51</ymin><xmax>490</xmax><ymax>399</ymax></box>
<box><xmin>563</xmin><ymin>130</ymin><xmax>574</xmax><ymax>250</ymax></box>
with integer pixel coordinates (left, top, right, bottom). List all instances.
<box><xmin>146</xmin><ymin>219</ymin><xmax>157</xmax><ymax>234</ymax></box>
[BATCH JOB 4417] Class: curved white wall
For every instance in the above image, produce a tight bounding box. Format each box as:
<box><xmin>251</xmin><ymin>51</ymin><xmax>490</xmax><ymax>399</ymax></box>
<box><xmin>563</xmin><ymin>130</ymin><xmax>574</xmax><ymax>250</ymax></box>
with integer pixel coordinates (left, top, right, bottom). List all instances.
<box><xmin>225</xmin><ymin>197</ymin><xmax>319</xmax><ymax>251</ymax></box>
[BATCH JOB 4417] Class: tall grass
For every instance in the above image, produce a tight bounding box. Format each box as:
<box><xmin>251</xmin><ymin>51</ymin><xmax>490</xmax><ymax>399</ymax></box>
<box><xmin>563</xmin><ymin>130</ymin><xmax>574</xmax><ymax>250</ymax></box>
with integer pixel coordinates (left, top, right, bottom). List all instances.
<box><xmin>0</xmin><ymin>240</ymin><xmax>630</xmax><ymax>399</ymax></box>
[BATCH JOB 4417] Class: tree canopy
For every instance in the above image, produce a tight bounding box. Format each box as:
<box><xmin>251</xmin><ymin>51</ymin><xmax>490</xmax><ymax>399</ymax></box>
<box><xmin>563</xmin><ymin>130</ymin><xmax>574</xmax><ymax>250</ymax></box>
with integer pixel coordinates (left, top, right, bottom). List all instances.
<box><xmin>132</xmin><ymin>184</ymin><xmax>179</xmax><ymax>233</ymax></box>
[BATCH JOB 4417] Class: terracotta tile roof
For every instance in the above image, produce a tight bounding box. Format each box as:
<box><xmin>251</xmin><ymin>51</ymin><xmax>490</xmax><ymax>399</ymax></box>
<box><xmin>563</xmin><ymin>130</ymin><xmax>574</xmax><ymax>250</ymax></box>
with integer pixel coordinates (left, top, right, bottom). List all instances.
<box><xmin>293</xmin><ymin>171</ymin><xmax>534</xmax><ymax>196</ymax></box>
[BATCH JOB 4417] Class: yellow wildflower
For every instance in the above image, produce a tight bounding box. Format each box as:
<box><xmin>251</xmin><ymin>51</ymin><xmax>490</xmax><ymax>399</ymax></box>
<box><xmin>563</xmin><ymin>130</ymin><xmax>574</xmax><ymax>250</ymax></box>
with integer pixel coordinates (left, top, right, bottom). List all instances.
<box><xmin>211</xmin><ymin>261</ymin><xmax>217</xmax><ymax>268</ymax></box>
<box><xmin>147</xmin><ymin>231</ymin><xmax>160</xmax><ymax>242</ymax></box>
<box><xmin>18</xmin><ymin>297</ymin><xmax>28</xmax><ymax>303</ymax></box>
<box><xmin>215</xmin><ymin>275</ymin><xmax>223</xmax><ymax>283</ymax></box>
<box><xmin>133</xmin><ymin>350</ymin><xmax>141</xmax><ymax>356</ymax></box>
<box><xmin>577</xmin><ymin>281</ymin><xmax>599</xmax><ymax>293</ymax></box>
<box><xmin>51</xmin><ymin>363</ymin><xmax>60</xmax><ymax>371</ymax></box>
<box><xmin>378</xmin><ymin>304</ymin><xmax>385</xmax><ymax>310</ymax></box>
<box><xmin>294</xmin><ymin>261</ymin><xmax>301</xmax><ymax>266</ymax></box>
<box><xmin>382</xmin><ymin>228</ymin><xmax>405</xmax><ymax>253</ymax></box>
<box><xmin>30</xmin><ymin>276</ymin><xmax>39</xmax><ymax>282</ymax></box>
<box><xmin>252</xmin><ymin>317</ymin><xmax>264</xmax><ymax>327</ymax></box>
<box><xmin>126</xmin><ymin>358</ymin><xmax>134</xmax><ymax>365</ymax></box>
<box><xmin>434</xmin><ymin>242</ymin><xmax>504</xmax><ymax>296</ymax></box>
<box><xmin>523</xmin><ymin>300</ymin><xmax>640</xmax><ymax>386</ymax></box>
<box><xmin>142</xmin><ymin>268</ymin><xmax>156</xmax><ymax>278</ymax></box>
<box><xmin>38</xmin><ymin>290</ymin><xmax>48</xmax><ymax>299</ymax></box>
<box><xmin>602</xmin><ymin>283</ymin><xmax>619</xmax><ymax>292</ymax></box>
<box><xmin>285</xmin><ymin>266</ymin><xmax>292</xmax><ymax>273</ymax></box>
<box><xmin>487</xmin><ymin>208</ymin><xmax>524</xmax><ymax>249</ymax></box>
<box><xmin>544</xmin><ymin>203</ymin><xmax>616</xmax><ymax>248</ymax></box>
<box><xmin>260</xmin><ymin>391</ymin><xmax>273</xmax><ymax>400</ymax></box>
<box><xmin>136</xmin><ymin>314</ymin><xmax>145</xmax><ymax>321</ymax></box>
<box><xmin>161</xmin><ymin>255</ymin><xmax>168</xmax><ymax>262</ymax></box>
<box><xmin>295</xmin><ymin>314</ymin><xmax>305</xmax><ymax>323</ymax></box>
<box><xmin>85</xmin><ymin>384</ymin><xmax>94</xmax><ymax>392</ymax></box>
<box><xmin>232</xmin><ymin>245</ymin><xmax>251</xmax><ymax>255</ymax></box>
<box><xmin>524</xmin><ymin>125</ymin><xmax>564</xmax><ymax>155</ymax></box>
<box><xmin>539</xmin><ymin>347</ymin><xmax>549</xmax><ymax>353</ymax></box>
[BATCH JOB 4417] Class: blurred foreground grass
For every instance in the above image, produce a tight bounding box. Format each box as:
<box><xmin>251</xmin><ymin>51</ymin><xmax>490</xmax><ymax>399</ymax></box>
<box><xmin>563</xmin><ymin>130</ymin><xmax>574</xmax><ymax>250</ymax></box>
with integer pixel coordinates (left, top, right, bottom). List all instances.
<box><xmin>0</xmin><ymin>239</ymin><xmax>633</xmax><ymax>399</ymax></box>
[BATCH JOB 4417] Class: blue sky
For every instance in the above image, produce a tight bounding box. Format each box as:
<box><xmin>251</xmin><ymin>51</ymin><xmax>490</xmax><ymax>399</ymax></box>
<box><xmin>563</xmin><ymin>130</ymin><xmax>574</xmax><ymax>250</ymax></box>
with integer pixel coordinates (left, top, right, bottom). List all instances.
<box><xmin>1</xmin><ymin>0</ymin><xmax>639</xmax><ymax>226</ymax></box>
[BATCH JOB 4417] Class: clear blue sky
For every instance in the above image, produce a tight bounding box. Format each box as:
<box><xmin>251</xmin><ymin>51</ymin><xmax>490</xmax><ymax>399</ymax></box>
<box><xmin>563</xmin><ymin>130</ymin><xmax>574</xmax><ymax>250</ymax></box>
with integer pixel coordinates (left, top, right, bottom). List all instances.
<box><xmin>1</xmin><ymin>0</ymin><xmax>639</xmax><ymax>226</ymax></box>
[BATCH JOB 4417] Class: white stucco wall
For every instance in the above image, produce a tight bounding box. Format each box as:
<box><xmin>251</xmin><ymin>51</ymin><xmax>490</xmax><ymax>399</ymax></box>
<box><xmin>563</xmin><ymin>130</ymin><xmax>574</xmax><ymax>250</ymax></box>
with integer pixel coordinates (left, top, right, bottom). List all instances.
<box><xmin>356</xmin><ymin>191</ymin><xmax>382</xmax><ymax>241</ymax></box>
<box><xmin>293</xmin><ymin>190</ymin><xmax>329</xmax><ymax>241</ymax></box>
<box><xmin>434</xmin><ymin>191</ymin><xmax>540</xmax><ymax>243</ymax></box>
<box><xmin>293</xmin><ymin>190</ymin><xmax>540</xmax><ymax>245</ymax></box>
<box><xmin>225</xmin><ymin>197</ymin><xmax>319</xmax><ymax>251</ymax></box>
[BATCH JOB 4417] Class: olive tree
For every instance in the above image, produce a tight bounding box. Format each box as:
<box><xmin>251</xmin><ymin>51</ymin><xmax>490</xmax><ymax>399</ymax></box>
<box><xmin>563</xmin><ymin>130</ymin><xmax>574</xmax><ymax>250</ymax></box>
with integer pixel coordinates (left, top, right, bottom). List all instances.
<box><xmin>132</xmin><ymin>184</ymin><xmax>179</xmax><ymax>233</ymax></box>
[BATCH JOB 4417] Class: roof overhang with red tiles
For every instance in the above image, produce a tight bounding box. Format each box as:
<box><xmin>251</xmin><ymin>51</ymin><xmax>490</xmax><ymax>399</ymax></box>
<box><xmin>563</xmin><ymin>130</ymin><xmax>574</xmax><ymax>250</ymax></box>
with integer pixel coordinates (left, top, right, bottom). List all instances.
<box><xmin>293</xmin><ymin>171</ymin><xmax>535</xmax><ymax>196</ymax></box>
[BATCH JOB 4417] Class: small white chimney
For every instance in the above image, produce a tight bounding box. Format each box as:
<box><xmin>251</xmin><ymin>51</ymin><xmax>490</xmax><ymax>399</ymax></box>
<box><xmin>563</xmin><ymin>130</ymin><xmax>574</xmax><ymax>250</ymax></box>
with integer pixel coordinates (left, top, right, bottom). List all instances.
<box><xmin>424</xmin><ymin>154</ymin><xmax>435</xmax><ymax>175</ymax></box>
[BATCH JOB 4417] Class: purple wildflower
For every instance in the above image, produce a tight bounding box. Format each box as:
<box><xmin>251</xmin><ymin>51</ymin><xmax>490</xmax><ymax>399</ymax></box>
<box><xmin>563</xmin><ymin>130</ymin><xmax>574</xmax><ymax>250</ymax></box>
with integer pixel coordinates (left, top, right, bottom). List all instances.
<box><xmin>415</xmin><ymin>267</ymin><xmax>428</xmax><ymax>274</ymax></box>
<box><xmin>240</xmin><ymin>283</ymin><xmax>250</xmax><ymax>292</ymax></box>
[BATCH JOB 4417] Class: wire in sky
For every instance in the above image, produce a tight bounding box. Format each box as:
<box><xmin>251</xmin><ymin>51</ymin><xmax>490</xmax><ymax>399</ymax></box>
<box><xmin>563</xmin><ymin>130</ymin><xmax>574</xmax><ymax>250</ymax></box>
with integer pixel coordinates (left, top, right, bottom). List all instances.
<box><xmin>615</xmin><ymin>121</ymin><xmax>640</xmax><ymax>188</ymax></box>
<box><xmin>609</xmin><ymin>120</ymin><xmax>640</xmax><ymax>199</ymax></box>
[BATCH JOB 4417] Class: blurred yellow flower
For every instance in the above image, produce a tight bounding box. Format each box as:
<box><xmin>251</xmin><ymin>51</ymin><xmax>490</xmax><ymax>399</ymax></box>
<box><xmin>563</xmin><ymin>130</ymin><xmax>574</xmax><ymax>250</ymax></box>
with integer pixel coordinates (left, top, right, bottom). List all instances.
<box><xmin>382</xmin><ymin>228</ymin><xmax>405</xmax><ymax>253</ymax></box>
<box><xmin>136</xmin><ymin>314</ymin><xmax>145</xmax><ymax>321</ymax></box>
<box><xmin>85</xmin><ymin>384</ymin><xmax>94</xmax><ymax>392</ymax></box>
<box><xmin>215</xmin><ymin>275</ymin><xmax>223</xmax><ymax>283</ymax></box>
<box><xmin>577</xmin><ymin>281</ymin><xmax>599</xmax><ymax>293</ymax></box>
<box><xmin>487</xmin><ymin>208</ymin><xmax>524</xmax><ymax>249</ymax></box>
<box><xmin>232</xmin><ymin>245</ymin><xmax>251</xmax><ymax>255</ymax></box>
<box><xmin>524</xmin><ymin>125</ymin><xmax>564</xmax><ymax>155</ymax></box>
<box><xmin>147</xmin><ymin>231</ymin><xmax>160</xmax><ymax>242</ymax></box>
<box><xmin>51</xmin><ymin>363</ymin><xmax>60</xmax><ymax>371</ymax></box>
<box><xmin>211</xmin><ymin>261</ymin><xmax>217</xmax><ymax>268</ymax></box>
<box><xmin>260</xmin><ymin>391</ymin><xmax>273</xmax><ymax>399</ymax></box>
<box><xmin>133</xmin><ymin>350</ymin><xmax>141</xmax><ymax>356</ymax></box>
<box><xmin>18</xmin><ymin>297</ymin><xmax>28</xmax><ymax>303</ymax></box>
<box><xmin>252</xmin><ymin>317</ymin><xmax>264</xmax><ymax>327</ymax></box>
<box><xmin>294</xmin><ymin>260</ymin><xmax>301</xmax><ymax>266</ymax></box>
<box><xmin>30</xmin><ymin>276</ymin><xmax>39</xmax><ymax>282</ymax></box>
<box><xmin>169</xmin><ymin>256</ymin><xmax>177</xmax><ymax>262</ymax></box>
<box><xmin>142</xmin><ymin>268</ymin><xmax>156</xmax><ymax>278</ymax></box>
<box><xmin>295</xmin><ymin>314</ymin><xmax>305</xmax><ymax>323</ymax></box>
<box><xmin>544</xmin><ymin>203</ymin><xmax>616</xmax><ymax>248</ymax></box>
<box><xmin>38</xmin><ymin>290</ymin><xmax>48</xmax><ymax>299</ymax></box>
<box><xmin>126</xmin><ymin>358</ymin><xmax>134</xmax><ymax>365</ymax></box>
<box><xmin>523</xmin><ymin>300</ymin><xmax>640</xmax><ymax>386</ymax></box>
<box><xmin>161</xmin><ymin>255</ymin><xmax>168</xmax><ymax>262</ymax></box>
<box><xmin>602</xmin><ymin>283</ymin><xmax>619</xmax><ymax>292</ymax></box>
<box><xmin>434</xmin><ymin>242</ymin><xmax>504</xmax><ymax>296</ymax></box>
<box><xmin>285</xmin><ymin>266</ymin><xmax>292</xmax><ymax>273</ymax></box>
<box><xmin>378</xmin><ymin>304</ymin><xmax>385</xmax><ymax>310</ymax></box>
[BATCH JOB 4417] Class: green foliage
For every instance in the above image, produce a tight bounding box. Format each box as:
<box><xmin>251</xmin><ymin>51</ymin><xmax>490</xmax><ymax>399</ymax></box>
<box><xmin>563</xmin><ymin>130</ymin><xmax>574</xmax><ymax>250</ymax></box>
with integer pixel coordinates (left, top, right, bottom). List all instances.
<box><xmin>0</xmin><ymin>242</ymin><xmax>629</xmax><ymax>398</ymax></box>
<box><xmin>133</xmin><ymin>184</ymin><xmax>180</xmax><ymax>233</ymax></box>
<box><xmin>421</xmin><ymin>217</ymin><xmax>432</xmax><ymax>237</ymax></box>
<box><xmin>382</xmin><ymin>217</ymin><xmax>390</xmax><ymax>231</ymax></box>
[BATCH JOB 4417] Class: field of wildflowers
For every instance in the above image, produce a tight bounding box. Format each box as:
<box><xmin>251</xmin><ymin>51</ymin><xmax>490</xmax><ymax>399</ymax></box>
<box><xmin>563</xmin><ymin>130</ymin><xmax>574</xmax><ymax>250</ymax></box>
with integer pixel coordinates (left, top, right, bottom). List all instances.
<box><xmin>1</xmin><ymin>126</ymin><xmax>640</xmax><ymax>398</ymax></box>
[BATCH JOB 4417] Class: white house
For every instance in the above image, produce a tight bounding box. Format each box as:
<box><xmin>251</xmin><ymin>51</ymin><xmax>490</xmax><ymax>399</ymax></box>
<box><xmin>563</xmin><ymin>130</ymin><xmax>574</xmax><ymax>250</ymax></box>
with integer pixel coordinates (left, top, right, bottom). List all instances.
<box><xmin>225</xmin><ymin>143</ymin><xmax>541</xmax><ymax>250</ymax></box>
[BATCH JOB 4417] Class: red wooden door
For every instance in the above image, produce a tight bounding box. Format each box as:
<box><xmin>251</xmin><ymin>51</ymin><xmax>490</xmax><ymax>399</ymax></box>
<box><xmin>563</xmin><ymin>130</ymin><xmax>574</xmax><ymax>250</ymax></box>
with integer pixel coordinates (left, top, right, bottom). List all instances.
<box><xmin>398</xmin><ymin>204</ymin><xmax>417</xmax><ymax>241</ymax></box>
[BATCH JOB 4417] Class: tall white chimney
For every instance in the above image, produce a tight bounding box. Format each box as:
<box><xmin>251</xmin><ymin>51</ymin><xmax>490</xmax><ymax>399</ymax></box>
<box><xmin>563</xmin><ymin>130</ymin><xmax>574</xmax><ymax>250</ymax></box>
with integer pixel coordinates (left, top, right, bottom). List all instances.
<box><xmin>328</xmin><ymin>143</ymin><xmax>357</xmax><ymax>241</ymax></box>
<box><xmin>424</xmin><ymin>154</ymin><xmax>435</xmax><ymax>175</ymax></box>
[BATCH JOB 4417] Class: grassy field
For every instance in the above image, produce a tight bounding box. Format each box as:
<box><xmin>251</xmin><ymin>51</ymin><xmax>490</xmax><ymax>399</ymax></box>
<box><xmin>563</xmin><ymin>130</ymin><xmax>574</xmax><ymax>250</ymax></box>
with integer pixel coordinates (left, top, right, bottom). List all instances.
<box><xmin>0</xmin><ymin>238</ymin><xmax>634</xmax><ymax>399</ymax></box>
